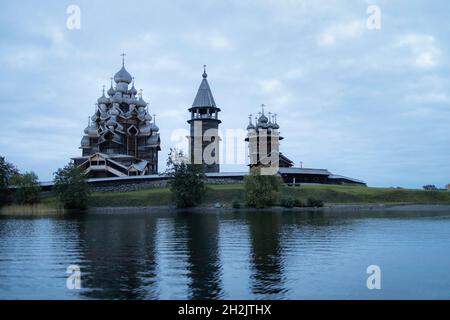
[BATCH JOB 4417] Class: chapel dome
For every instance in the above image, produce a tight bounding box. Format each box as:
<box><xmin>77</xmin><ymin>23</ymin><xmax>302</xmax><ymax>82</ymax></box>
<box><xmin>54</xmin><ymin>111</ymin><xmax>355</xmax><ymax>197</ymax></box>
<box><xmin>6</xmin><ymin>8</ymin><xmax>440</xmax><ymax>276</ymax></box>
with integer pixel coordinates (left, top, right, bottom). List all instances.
<box><xmin>114</xmin><ymin>66</ymin><xmax>132</xmax><ymax>84</ymax></box>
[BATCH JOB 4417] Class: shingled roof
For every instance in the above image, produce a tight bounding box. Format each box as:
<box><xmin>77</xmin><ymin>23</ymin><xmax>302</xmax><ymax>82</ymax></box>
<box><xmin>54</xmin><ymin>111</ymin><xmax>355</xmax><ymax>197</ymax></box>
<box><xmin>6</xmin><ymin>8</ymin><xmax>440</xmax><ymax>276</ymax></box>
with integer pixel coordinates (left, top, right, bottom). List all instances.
<box><xmin>191</xmin><ymin>70</ymin><xmax>217</xmax><ymax>108</ymax></box>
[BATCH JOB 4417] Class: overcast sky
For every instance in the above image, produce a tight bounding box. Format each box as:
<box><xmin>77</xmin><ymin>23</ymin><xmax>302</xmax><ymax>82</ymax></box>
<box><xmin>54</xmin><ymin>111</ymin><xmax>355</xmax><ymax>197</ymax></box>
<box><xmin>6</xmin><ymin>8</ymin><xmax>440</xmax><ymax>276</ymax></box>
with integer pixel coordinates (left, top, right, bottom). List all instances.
<box><xmin>0</xmin><ymin>0</ymin><xmax>449</xmax><ymax>188</ymax></box>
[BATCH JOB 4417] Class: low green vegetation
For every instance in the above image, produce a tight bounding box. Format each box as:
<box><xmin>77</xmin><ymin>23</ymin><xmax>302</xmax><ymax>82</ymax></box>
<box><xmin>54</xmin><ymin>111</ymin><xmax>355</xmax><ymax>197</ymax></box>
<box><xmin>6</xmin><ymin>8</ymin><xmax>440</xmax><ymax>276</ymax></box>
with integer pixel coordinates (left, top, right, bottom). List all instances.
<box><xmin>74</xmin><ymin>183</ymin><xmax>450</xmax><ymax>208</ymax></box>
<box><xmin>282</xmin><ymin>184</ymin><xmax>450</xmax><ymax>205</ymax></box>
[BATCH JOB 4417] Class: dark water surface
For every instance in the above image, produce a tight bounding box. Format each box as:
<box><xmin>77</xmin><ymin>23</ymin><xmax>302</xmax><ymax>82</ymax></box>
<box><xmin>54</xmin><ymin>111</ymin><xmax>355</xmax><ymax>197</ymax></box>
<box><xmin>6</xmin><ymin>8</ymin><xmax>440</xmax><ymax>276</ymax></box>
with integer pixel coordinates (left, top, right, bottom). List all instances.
<box><xmin>0</xmin><ymin>210</ymin><xmax>449</xmax><ymax>299</ymax></box>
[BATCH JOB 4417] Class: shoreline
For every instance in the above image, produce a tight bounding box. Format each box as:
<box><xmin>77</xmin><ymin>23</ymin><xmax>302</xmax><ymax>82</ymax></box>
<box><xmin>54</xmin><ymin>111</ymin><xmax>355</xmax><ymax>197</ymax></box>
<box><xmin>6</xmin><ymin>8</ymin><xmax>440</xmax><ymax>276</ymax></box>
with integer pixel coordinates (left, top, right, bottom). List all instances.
<box><xmin>87</xmin><ymin>203</ymin><xmax>450</xmax><ymax>214</ymax></box>
<box><xmin>2</xmin><ymin>203</ymin><xmax>449</xmax><ymax>217</ymax></box>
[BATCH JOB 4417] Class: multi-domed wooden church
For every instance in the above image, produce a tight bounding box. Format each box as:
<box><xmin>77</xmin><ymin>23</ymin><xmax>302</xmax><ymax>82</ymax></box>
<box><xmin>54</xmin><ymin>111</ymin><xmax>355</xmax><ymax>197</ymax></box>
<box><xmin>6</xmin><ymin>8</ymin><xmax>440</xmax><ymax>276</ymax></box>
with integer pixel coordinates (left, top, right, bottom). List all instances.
<box><xmin>72</xmin><ymin>55</ymin><xmax>161</xmax><ymax>177</ymax></box>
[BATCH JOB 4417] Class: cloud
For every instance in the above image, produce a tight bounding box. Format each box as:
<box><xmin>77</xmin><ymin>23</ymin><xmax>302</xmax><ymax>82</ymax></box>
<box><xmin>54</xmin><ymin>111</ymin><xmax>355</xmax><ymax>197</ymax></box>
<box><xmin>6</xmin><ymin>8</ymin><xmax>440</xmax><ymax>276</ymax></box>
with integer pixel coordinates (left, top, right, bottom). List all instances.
<box><xmin>209</xmin><ymin>35</ymin><xmax>234</xmax><ymax>50</ymax></box>
<box><xmin>258</xmin><ymin>79</ymin><xmax>282</xmax><ymax>94</ymax></box>
<box><xmin>182</xmin><ymin>32</ymin><xmax>234</xmax><ymax>51</ymax></box>
<box><xmin>318</xmin><ymin>20</ymin><xmax>365</xmax><ymax>47</ymax></box>
<box><xmin>405</xmin><ymin>92</ymin><xmax>450</xmax><ymax>104</ymax></box>
<box><xmin>282</xmin><ymin>67</ymin><xmax>305</xmax><ymax>80</ymax></box>
<box><xmin>397</xmin><ymin>34</ymin><xmax>441</xmax><ymax>68</ymax></box>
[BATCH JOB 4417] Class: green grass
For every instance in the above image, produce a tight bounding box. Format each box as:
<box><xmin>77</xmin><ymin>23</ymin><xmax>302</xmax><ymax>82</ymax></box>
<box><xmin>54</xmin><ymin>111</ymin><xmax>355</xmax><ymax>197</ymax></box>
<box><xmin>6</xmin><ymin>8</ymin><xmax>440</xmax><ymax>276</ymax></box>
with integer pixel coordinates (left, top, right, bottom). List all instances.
<box><xmin>282</xmin><ymin>185</ymin><xmax>450</xmax><ymax>205</ymax></box>
<box><xmin>72</xmin><ymin>184</ymin><xmax>450</xmax><ymax>208</ymax></box>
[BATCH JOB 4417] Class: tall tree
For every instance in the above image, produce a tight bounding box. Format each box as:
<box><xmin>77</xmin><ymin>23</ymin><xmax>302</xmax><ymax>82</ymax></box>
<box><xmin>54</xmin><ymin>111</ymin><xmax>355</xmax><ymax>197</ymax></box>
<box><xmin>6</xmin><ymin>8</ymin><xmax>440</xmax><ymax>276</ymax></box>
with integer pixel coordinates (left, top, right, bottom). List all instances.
<box><xmin>0</xmin><ymin>156</ymin><xmax>19</xmax><ymax>206</ymax></box>
<box><xmin>53</xmin><ymin>162</ymin><xmax>90</xmax><ymax>210</ymax></box>
<box><xmin>244</xmin><ymin>167</ymin><xmax>283</xmax><ymax>208</ymax></box>
<box><xmin>12</xmin><ymin>171</ymin><xmax>41</xmax><ymax>205</ymax></box>
<box><xmin>166</xmin><ymin>148</ymin><xmax>207</xmax><ymax>208</ymax></box>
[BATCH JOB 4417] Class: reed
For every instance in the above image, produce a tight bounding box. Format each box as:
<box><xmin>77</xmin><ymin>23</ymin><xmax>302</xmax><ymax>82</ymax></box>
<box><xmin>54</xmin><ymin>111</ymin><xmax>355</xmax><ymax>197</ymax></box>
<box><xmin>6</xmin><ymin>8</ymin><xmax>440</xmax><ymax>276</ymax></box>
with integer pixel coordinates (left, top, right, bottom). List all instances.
<box><xmin>0</xmin><ymin>203</ymin><xmax>64</xmax><ymax>216</ymax></box>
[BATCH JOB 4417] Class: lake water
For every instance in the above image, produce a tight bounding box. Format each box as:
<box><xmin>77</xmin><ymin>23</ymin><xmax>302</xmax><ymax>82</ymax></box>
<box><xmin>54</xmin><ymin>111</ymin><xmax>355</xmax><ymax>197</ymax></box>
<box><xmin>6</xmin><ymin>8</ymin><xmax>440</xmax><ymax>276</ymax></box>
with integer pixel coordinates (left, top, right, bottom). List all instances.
<box><xmin>0</xmin><ymin>209</ymin><xmax>449</xmax><ymax>299</ymax></box>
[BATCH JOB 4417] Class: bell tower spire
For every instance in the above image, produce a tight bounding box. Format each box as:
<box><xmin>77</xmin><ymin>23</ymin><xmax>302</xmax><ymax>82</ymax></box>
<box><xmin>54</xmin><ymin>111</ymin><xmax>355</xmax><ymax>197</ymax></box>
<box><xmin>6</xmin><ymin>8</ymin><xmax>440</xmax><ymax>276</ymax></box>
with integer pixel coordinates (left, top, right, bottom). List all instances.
<box><xmin>187</xmin><ymin>65</ymin><xmax>221</xmax><ymax>173</ymax></box>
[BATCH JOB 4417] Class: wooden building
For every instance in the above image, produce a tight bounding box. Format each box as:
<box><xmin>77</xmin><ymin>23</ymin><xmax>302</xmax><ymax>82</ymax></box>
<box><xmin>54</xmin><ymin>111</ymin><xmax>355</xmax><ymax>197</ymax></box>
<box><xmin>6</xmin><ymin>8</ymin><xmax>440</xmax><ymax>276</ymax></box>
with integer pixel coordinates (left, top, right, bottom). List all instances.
<box><xmin>73</xmin><ymin>55</ymin><xmax>160</xmax><ymax>177</ymax></box>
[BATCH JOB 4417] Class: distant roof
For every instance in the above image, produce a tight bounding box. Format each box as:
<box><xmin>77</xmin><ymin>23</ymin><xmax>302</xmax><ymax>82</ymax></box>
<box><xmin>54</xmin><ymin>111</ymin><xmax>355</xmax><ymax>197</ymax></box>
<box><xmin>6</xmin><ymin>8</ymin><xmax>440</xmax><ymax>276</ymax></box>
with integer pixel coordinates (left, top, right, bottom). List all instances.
<box><xmin>278</xmin><ymin>167</ymin><xmax>332</xmax><ymax>175</ymax></box>
<box><xmin>205</xmin><ymin>172</ymin><xmax>249</xmax><ymax>178</ymax></box>
<box><xmin>328</xmin><ymin>174</ymin><xmax>366</xmax><ymax>184</ymax></box>
<box><xmin>279</xmin><ymin>153</ymin><xmax>294</xmax><ymax>165</ymax></box>
<box><xmin>192</xmin><ymin>77</ymin><xmax>217</xmax><ymax>108</ymax></box>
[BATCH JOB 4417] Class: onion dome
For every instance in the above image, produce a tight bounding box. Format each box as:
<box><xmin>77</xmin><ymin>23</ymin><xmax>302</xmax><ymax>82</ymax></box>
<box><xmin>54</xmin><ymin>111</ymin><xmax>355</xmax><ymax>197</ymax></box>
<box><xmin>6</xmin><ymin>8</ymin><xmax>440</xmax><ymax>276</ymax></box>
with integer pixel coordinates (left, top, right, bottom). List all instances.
<box><xmin>150</xmin><ymin>122</ymin><xmax>159</xmax><ymax>132</ymax></box>
<box><xmin>107</xmin><ymin>78</ymin><xmax>115</xmax><ymax>96</ymax></box>
<box><xmin>107</xmin><ymin>86</ymin><xmax>115</xmax><ymax>97</ymax></box>
<box><xmin>145</xmin><ymin>113</ymin><xmax>152</xmax><ymax>122</ymax></box>
<box><xmin>97</xmin><ymin>87</ymin><xmax>109</xmax><ymax>105</ymax></box>
<box><xmin>247</xmin><ymin>114</ymin><xmax>255</xmax><ymax>130</ymax></box>
<box><xmin>152</xmin><ymin>114</ymin><xmax>159</xmax><ymax>131</ymax></box>
<box><xmin>257</xmin><ymin>104</ymin><xmax>269</xmax><ymax>125</ymax></box>
<box><xmin>84</xmin><ymin>125</ymin><xmax>98</xmax><ymax>137</ymax></box>
<box><xmin>114</xmin><ymin>54</ymin><xmax>132</xmax><ymax>84</ymax></box>
<box><xmin>130</xmin><ymin>79</ymin><xmax>138</xmax><ymax>96</ymax></box>
<box><xmin>81</xmin><ymin>135</ymin><xmax>90</xmax><ymax>147</ymax></box>
<box><xmin>136</xmin><ymin>91</ymin><xmax>147</xmax><ymax>107</ymax></box>
<box><xmin>147</xmin><ymin>134</ymin><xmax>160</xmax><ymax>145</ymax></box>
<box><xmin>112</xmin><ymin>93</ymin><xmax>122</xmax><ymax>104</ymax></box>
<box><xmin>114</xmin><ymin>66</ymin><xmax>132</xmax><ymax>84</ymax></box>
<box><xmin>258</xmin><ymin>113</ymin><xmax>268</xmax><ymax>124</ymax></box>
<box><xmin>129</xmin><ymin>94</ymin><xmax>138</xmax><ymax>105</ymax></box>
<box><xmin>266</xmin><ymin>112</ymin><xmax>275</xmax><ymax>128</ymax></box>
<box><xmin>272</xmin><ymin>114</ymin><xmax>279</xmax><ymax>129</ymax></box>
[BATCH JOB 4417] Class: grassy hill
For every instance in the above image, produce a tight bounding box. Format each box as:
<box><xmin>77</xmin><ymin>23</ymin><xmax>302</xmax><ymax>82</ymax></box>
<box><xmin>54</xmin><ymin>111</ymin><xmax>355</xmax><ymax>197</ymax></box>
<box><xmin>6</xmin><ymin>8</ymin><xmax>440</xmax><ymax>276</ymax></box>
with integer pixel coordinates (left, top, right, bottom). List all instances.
<box><xmin>79</xmin><ymin>184</ymin><xmax>450</xmax><ymax>208</ymax></box>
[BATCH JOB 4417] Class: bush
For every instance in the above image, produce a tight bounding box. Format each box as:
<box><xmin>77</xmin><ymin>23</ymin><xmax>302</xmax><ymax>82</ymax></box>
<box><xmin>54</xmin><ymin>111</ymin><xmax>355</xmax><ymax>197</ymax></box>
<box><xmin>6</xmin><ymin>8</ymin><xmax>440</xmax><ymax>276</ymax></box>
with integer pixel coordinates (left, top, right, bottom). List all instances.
<box><xmin>244</xmin><ymin>167</ymin><xmax>283</xmax><ymax>208</ymax></box>
<box><xmin>280</xmin><ymin>196</ymin><xmax>295</xmax><ymax>208</ymax></box>
<box><xmin>53</xmin><ymin>162</ymin><xmax>90</xmax><ymax>210</ymax></box>
<box><xmin>293</xmin><ymin>198</ymin><xmax>304</xmax><ymax>207</ymax></box>
<box><xmin>12</xmin><ymin>172</ymin><xmax>41</xmax><ymax>205</ymax></box>
<box><xmin>231</xmin><ymin>199</ymin><xmax>241</xmax><ymax>209</ymax></box>
<box><xmin>423</xmin><ymin>185</ymin><xmax>437</xmax><ymax>191</ymax></box>
<box><xmin>306</xmin><ymin>197</ymin><xmax>324</xmax><ymax>208</ymax></box>
<box><xmin>166</xmin><ymin>148</ymin><xmax>207</xmax><ymax>208</ymax></box>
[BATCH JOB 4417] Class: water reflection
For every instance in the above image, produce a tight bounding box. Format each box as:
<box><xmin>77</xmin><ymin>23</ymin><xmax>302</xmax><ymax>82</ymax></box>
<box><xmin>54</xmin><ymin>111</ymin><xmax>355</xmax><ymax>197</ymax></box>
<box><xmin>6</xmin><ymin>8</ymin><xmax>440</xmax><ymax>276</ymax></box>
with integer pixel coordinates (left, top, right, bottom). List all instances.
<box><xmin>0</xmin><ymin>210</ymin><xmax>449</xmax><ymax>299</ymax></box>
<box><xmin>245</xmin><ymin>212</ymin><xmax>286</xmax><ymax>298</ymax></box>
<box><xmin>76</xmin><ymin>214</ymin><xmax>158</xmax><ymax>299</ymax></box>
<box><xmin>177</xmin><ymin>213</ymin><xmax>223</xmax><ymax>299</ymax></box>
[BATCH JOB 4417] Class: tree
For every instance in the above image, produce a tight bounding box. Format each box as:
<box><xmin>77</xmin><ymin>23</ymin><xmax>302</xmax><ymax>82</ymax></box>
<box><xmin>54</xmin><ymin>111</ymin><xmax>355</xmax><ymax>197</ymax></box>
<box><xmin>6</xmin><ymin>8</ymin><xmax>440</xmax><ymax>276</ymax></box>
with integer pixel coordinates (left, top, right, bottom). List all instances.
<box><xmin>0</xmin><ymin>156</ymin><xmax>19</xmax><ymax>206</ymax></box>
<box><xmin>12</xmin><ymin>171</ymin><xmax>41</xmax><ymax>205</ymax></box>
<box><xmin>166</xmin><ymin>148</ymin><xmax>207</xmax><ymax>208</ymax></box>
<box><xmin>53</xmin><ymin>162</ymin><xmax>90</xmax><ymax>210</ymax></box>
<box><xmin>244</xmin><ymin>167</ymin><xmax>283</xmax><ymax>208</ymax></box>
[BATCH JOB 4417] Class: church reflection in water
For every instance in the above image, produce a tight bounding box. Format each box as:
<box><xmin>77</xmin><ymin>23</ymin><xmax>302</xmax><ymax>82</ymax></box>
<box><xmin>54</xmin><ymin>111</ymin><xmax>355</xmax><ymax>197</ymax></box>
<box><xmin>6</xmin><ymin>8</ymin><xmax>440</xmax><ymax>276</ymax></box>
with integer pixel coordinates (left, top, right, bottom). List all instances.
<box><xmin>244</xmin><ymin>212</ymin><xmax>286</xmax><ymax>298</ymax></box>
<box><xmin>71</xmin><ymin>210</ymin><xmax>347</xmax><ymax>299</ymax></box>
<box><xmin>76</xmin><ymin>213</ymin><xmax>159</xmax><ymax>299</ymax></box>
